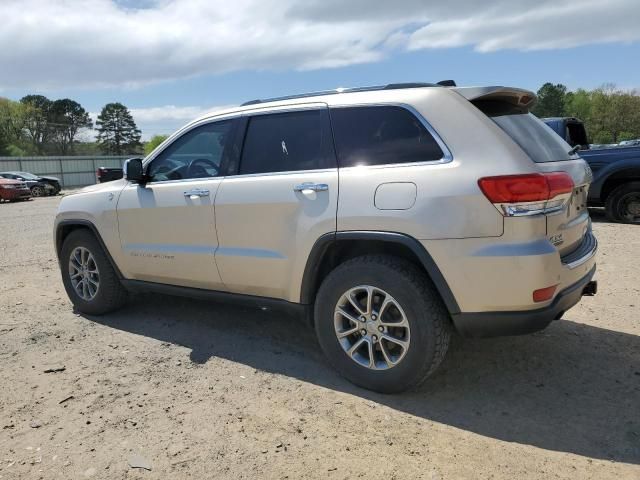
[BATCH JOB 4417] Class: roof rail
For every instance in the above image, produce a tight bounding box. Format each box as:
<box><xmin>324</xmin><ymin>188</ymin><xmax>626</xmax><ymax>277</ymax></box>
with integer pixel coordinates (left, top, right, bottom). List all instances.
<box><xmin>239</xmin><ymin>82</ymin><xmax>442</xmax><ymax>107</ymax></box>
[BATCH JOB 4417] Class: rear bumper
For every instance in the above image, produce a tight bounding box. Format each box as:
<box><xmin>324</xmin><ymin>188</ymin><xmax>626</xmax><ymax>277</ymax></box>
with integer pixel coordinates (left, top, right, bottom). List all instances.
<box><xmin>451</xmin><ymin>265</ymin><xmax>596</xmax><ymax>338</ymax></box>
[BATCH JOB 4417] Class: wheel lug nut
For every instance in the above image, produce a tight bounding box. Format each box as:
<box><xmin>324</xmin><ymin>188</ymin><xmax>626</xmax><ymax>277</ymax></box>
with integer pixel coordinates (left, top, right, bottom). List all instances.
<box><xmin>378</xmin><ymin>326</ymin><xmax>384</xmax><ymax>332</ymax></box>
<box><xmin>371</xmin><ymin>314</ymin><xmax>377</xmax><ymax>320</ymax></box>
<box><xmin>360</xmin><ymin>329</ymin><xmax>367</xmax><ymax>336</ymax></box>
<box><xmin>372</xmin><ymin>335</ymin><xmax>378</xmax><ymax>342</ymax></box>
<box><xmin>360</xmin><ymin>316</ymin><xmax>367</xmax><ymax>322</ymax></box>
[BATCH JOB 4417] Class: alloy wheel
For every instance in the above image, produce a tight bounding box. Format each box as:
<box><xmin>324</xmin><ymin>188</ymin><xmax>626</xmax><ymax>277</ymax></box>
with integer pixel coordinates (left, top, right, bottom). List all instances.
<box><xmin>68</xmin><ymin>246</ymin><xmax>100</xmax><ymax>301</ymax></box>
<box><xmin>334</xmin><ymin>285</ymin><xmax>410</xmax><ymax>370</ymax></box>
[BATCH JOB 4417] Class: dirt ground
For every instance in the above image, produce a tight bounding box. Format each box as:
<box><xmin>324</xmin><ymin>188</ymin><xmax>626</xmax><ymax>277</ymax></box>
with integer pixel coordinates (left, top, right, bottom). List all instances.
<box><xmin>0</xmin><ymin>195</ymin><xmax>638</xmax><ymax>480</ymax></box>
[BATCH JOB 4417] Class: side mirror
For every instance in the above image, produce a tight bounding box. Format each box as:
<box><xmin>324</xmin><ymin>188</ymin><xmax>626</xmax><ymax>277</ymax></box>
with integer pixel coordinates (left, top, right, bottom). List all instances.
<box><xmin>124</xmin><ymin>158</ymin><xmax>145</xmax><ymax>183</ymax></box>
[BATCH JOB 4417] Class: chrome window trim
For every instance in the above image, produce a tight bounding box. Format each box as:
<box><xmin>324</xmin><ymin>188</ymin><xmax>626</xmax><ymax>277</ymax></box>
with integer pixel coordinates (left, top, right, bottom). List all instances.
<box><xmin>141</xmin><ymin>101</ymin><xmax>453</xmax><ymax>182</ymax></box>
<box><xmin>220</xmin><ymin>168</ymin><xmax>337</xmax><ymax>180</ymax></box>
<box><xmin>141</xmin><ymin>176</ymin><xmax>226</xmax><ymax>187</ymax></box>
<box><xmin>328</xmin><ymin>102</ymin><xmax>454</xmax><ymax>169</ymax></box>
<box><xmin>142</xmin><ymin>103</ymin><xmax>331</xmax><ymax>183</ymax></box>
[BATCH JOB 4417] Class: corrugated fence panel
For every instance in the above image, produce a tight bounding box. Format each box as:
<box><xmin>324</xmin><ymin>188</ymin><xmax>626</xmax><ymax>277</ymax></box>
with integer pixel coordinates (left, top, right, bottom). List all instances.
<box><xmin>61</xmin><ymin>158</ymin><xmax>94</xmax><ymax>173</ymax></box>
<box><xmin>21</xmin><ymin>160</ymin><xmax>61</xmax><ymax>176</ymax></box>
<box><xmin>0</xmin><ymin>156</ymin><xmax>130</xmax><ymax>187</ymax></box>
<box><xmin>0</xmin><ymin>159</ymin><xmax>22</xmax><ymax>171</ymax></box>
<box><xmin>63</xmin><ymin>172</ymin><xmax>98</xmax><ymax>187</ymax></box>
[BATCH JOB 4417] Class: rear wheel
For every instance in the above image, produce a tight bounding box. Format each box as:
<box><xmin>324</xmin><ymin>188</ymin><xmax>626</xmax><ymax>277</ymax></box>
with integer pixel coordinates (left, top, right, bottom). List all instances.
<box><xmin>314</xmin><ymin>255</ymin><xmax>451</xmax><ymax>393</ymax></box>
<box><xmin>605</xmin><ymin>182</ymin><xmax>640</xmax><ymax>224</ymax></box>
<box><xmin>60</xmin><ymin>230</ymin><xmax>128</xmax><ymax>315</ymax></box>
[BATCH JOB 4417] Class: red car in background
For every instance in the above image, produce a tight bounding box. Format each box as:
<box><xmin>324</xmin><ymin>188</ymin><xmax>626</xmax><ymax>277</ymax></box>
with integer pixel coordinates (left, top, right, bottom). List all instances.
<box><xmin>0</xmin><ymin>178</ymin><xmax>31</xmax><ymax>202</ymax></box>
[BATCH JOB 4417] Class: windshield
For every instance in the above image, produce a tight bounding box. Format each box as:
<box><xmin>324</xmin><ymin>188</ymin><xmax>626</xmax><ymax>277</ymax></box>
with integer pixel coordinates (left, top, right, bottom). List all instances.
<box><xmin>15</xmin><ymin>172</ymin><xmax>40</xmax><ymax>179</ymax></box>
<box><xmin>492</xmin><ymin>113</ymin><xmax>579</xmax><ymax>163</ymax></box>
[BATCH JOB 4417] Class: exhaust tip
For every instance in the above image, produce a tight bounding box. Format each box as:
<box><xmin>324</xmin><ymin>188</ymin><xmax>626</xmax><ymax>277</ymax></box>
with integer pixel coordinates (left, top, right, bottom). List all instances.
<box><xmin>582</xmin><ymin>280</ymin><xmax>598</xmax><ymax>297</ymax></box>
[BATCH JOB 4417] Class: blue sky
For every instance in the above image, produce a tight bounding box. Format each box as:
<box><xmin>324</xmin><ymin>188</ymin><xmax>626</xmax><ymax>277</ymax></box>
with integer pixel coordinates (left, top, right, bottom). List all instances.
<box><xmin>1</xmin><ymin>0</ymin><xmax>638</xmax><ymax>138</ymax></box>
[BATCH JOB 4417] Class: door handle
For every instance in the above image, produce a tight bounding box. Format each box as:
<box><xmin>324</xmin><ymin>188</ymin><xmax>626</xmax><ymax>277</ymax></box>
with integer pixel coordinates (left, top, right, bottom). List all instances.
<box><xmin>184</xmin><ymin>189</ymin><xmax>210</xmax><ymax>197</ymax></box>
<box><xmin>293</xmin><ymin>183</ymin><xmax>329</xmax><ymax>193</ymax></box>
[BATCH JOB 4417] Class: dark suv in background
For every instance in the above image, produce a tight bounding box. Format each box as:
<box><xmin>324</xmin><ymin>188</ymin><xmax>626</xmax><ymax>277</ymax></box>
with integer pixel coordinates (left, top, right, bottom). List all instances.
<box><xmin>0</xmin><ymin>171</ymin><xmax>61</xmax><ymax>196</ymax></box>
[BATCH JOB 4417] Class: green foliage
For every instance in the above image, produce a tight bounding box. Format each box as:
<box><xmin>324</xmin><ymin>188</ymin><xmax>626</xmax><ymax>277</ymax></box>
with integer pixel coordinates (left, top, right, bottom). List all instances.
<box><xmin>49</xmin><ymin>99</ymin><xmax>93</xmax><ymax>154</ymax></box>
<box><xmin>73</xmin><ymin>142</ymin><xmax>102</xmax><ymax>155</ymax></box>
<box><xmin>564</xmin><ymin>89</ymin><xmax>592</xmax><ymax>122</ymax></box>
<box><xmin>532</xmin><ymin>83</ymin><xmax>640</xmax><ymax>145</ymax></box>
<box><xmin>20</xmin><ymin>94</ymin><xmax>52</xmax><ymax>154</ymax></box>
<box><xmin>0</xmin><ymin>97</ymin><xmax>29</xmax><ymax>155</ymax></box>
<box><xmin>531</xmin><ymin>83</ymin><xmax>567</xmax><ymax>118</ymax></box>
<box><xmin>6</xmin><ymin>144</ymin><xmax>28</xmax><ymax>156</ymax></box>
<box><xmin>144</xmin><ymin>134</ymin><xmax>169</xmax><ymax>155</ymax></box>
<box><xmin>96</xmin><ymin>103</ymin><xmax>142</xmax><ymax>155</ymax></box>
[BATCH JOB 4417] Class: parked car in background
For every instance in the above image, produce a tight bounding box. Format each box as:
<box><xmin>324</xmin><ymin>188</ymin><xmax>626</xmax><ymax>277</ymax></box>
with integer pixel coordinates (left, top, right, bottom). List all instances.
<box><xmin>0</xmin><ymin>177</ymin><xmax>31</xmax><ymax>202</ymax></box>
<box><xmin>0</xmin><ymin>171</ymin><xmax>60</xmax><ymax>196</ymax></box>
<box><xmin>619</xmin><ymin>139</ymin><xmax>640</xmax><ymax>147</ymax></box>
<box><xmin>56</xmin><ymin>82</ymin><xmax>598</xmax><ymax>393</ymax></box>
<box><xmin>97</xmin><ymin>166</ymin><xmax>124</xmax><ymax>183</ymax></box>
<box><xmin>543</xmin><ymin>117</ymin><xmax>640</xmax><ymax>224</ymax></box>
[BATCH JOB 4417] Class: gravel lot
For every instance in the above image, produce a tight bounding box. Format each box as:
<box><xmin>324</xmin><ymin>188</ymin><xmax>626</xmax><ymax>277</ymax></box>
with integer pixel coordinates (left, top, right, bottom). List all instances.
<box><xmin>1</xmin><ymin>195</ymin><xmax>639</xmax><ymax>479</ymax></box>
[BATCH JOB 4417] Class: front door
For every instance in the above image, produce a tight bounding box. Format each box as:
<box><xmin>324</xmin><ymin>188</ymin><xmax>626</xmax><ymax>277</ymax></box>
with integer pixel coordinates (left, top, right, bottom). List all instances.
<box><xmin>116</xmin><ymin>119</ymin><xmax>236</xmax><ymax>289</ymax></box>
<box><xmin>214</xmin><ymin>106</ymin><xmax>338</xmax><ymax>301</ymax></box>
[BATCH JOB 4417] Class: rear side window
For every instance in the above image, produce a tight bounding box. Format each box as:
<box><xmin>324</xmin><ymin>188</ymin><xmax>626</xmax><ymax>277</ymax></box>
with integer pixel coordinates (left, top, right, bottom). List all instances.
<box><xmin>330</xmin><ymin>106</ymin><xmax>444</xmax><ymax>167</ymax></box>
<box><xmin>239</xmin><ymin>109</ymin><xmax>335</xmax><ymax>175</ymax></box>
<box><xmin>471</xmin><ymin>100</ymin><xmax>579</xmax><ymax>164</ymax></box>
<box><xmin>491</xmin><ymin>114</ymin><xmax>578</xmax><ymax>163</ymax></box>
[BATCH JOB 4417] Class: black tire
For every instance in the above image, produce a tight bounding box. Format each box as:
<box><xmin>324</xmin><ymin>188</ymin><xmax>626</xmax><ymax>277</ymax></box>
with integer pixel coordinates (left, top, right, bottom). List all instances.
<box><xmin>30</xmin><ymin>185</ymin><xmax>45</xmax><ymax>197</ymax></box>
<box><xmin>314</xmin><ymin>255</ymin><xmax>451</xmax><ymax>393</ymax></box>
<box><xmin>60</xmin><ymin>230</ymin><xmax>128</xmax><ymax>315</ymax></box>
<box><xmin>605</xmin><ymin>182</ymin><xmax>640</xmax><ymax>224</ymax></box>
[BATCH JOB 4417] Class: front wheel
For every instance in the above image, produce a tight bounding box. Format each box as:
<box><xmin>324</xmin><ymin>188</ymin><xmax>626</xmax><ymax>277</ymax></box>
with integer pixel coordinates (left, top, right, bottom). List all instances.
<box><xmin>60</xmin><ymin>230</ymin><xmax>128</xmax><ymax>315</ymax></box>
<box><xmin>605</xmin><ymin>182</ymin><xmax>640</xmax><ymax>224</ymax></box>
<box><xmin>314</xmin><ymin>255</ymin><xmax>451</xmax><ymax>393</ymax></box>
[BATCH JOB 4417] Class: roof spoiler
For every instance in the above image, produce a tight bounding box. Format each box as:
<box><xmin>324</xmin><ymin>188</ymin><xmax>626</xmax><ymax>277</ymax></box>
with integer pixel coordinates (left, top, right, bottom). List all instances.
<box><xmin>453</xmin><ymin>86</ymin><xmax>537</xmax><ymax>110</ymax></box>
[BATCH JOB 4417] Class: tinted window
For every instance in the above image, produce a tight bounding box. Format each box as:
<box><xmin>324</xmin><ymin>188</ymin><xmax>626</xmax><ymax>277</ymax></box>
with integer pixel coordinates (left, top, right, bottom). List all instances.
<box><xmin>147</xmin><ymin>120</ymin><xmax>233</xmax><ymax>182</ymax></box>
<box><xmin>330</xmin><ymin>106</ymin><xmax>444</xmax><ymax>167</ymax></box>
<box><xmin>239</xmin><ymin>110</ymin><xmax>334</xmax><ymax>175</ymax></box>
<box><xmin>492</xmin><ymin>114</ymin><xmax>578</xmax><ymax>163</ymax></box>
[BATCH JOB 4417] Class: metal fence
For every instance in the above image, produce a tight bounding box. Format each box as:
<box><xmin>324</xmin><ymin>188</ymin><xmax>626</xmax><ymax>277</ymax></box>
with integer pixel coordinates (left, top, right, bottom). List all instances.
<box><xmin>0</xmin><ymin>156</ymin><xmax>131</xmax><ymax>187</ymax></box>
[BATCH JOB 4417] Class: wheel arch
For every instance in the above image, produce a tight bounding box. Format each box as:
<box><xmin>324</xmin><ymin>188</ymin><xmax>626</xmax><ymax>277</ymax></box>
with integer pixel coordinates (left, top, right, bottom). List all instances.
<box><xmin>596</xmin><ymin>166</ymin><xmax>640</xmax><ymax>203</ymax></box>
<box><xmin>55</xmin><ymin>220</ymin><xmax>123</xmax><ymax>278</ymax></box>
<box><xmin>300</xmin><ymin>231</ymin><xmax>460</xmax><ymax>315</ymax></box>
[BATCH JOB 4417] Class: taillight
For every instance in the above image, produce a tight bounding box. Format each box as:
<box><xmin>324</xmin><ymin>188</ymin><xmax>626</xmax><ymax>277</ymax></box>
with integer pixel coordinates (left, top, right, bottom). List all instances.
<box><xmin>478</xmin><ymin>172</ymin><xmax>574</xmax><ymax>217</ymax></box>
<box><xmin>97</xmin><ymin>168</ymin><xmax>103</xmax><ymax>179</ymax></box>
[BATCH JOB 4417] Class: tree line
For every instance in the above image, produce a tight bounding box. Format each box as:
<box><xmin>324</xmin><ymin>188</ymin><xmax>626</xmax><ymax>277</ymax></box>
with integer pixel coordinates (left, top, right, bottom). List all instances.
<box><xmin>2</xmin><ymin>82</ymin><xmax>639</xmax><ymax>157</ymax></box>
<box><xmin>0</xmin><ymin>96</ymin><xmax>142</xmax><ymax>156</ymax></box>
<box><xmin>532</xmin><ymin>83</ymin><xmax>640</xmax><ymax>144</ymax></box>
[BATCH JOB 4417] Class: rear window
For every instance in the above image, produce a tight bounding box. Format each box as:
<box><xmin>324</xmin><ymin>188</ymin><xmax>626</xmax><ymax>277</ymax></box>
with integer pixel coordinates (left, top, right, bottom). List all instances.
<box><xmin>330</xmin><ymin>106</ymin><xmax>444</xmax><ymax>167</ymax></box>
<box><xmin>489</xmin><ymin>111</ymin><xmax>578</xmax><ymax>163</ymax></box>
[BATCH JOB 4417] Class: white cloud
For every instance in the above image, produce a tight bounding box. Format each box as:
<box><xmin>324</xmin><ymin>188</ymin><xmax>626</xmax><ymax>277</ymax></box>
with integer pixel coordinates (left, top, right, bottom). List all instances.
<box><xmin>0</xmin><ymin>0</ymin><xmax>637</xmax><ymax>90</ymax></box>
<box><xmin>88</xmin><ymin>104</ymin><xmax>234</xmax><ymax>139</ymax></box>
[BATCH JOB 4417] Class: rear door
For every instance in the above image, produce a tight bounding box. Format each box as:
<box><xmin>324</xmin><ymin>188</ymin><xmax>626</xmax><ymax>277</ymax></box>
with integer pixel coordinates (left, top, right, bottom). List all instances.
<box><xmin>214</xmin><ymin>105</ymin><xmax>338</xmax><ymax>301</ymax></box>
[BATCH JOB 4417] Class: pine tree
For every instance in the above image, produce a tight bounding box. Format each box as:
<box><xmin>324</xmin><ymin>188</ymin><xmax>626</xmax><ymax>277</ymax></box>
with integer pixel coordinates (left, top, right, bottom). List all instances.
<box><xmin>531</xmin><ymin>83</ymin><xmax>567</xmax><ymax>118</ymax></box>
<box><xmin>96</xmin><ymin>103</ymin><xmax>142</xmax><ymax>155</ymax></box>
<box><xmin>50</xmin><ymin>99</ymin><xmax>93</xmax><ymax>154</ymax></box>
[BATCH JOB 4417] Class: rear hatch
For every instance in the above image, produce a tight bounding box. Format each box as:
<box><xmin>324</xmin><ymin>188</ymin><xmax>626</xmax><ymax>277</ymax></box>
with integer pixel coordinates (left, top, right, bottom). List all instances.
<box><xmin>456</xmin><ymin>87</ymin><xmax>592</xmax><ymax>257</ymax></box>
